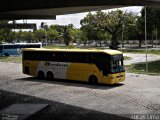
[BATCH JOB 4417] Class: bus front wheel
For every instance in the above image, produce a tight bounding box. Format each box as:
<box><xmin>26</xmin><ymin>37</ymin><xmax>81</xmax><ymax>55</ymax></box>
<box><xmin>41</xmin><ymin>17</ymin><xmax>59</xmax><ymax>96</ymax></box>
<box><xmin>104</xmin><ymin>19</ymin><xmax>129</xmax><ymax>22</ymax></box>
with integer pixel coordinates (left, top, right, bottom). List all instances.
<box><xmin>38</xmin><ymin>71</ymin><xmax>45</xmax><ymax>80</ymax></box>
<box><xmin>47</xmin><ymin>71</ymin><xmax>54</xmax><ymax>80</ymax></box>
<box><xmin>89</xmin><ymin>75</ymin><xmax>98</xmax><ymax>84</ymax></box>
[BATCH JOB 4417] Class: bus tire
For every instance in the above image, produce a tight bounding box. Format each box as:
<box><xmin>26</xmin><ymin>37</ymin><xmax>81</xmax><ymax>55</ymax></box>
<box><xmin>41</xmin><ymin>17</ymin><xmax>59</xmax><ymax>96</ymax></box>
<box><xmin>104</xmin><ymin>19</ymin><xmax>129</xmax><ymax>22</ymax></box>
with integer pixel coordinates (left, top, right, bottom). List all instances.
<box><xmin>38</xmin><ymin>71</ymin><xmax>45</xmax><ymax>80</ymax></box>
<box><xmin>46</xmin><ymin>71</ymin><xmax>54</xmax><ymax>80</ymax></box>
<box><xmin>4</xmin><ymin>53</ymin><xmax>9</xmax><ymax>56</ymax></box>
<box><xmin>89</xmin><ymin>75</ymin><xmax>98</xmax><ymax>84</ymax></box>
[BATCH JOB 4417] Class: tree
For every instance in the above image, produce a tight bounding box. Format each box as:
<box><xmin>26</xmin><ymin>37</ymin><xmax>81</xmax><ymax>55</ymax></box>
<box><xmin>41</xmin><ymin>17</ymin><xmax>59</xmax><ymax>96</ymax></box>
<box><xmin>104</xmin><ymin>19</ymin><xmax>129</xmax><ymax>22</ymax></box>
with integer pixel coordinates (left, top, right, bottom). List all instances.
<box><xmin>59</xmin><ymin>25</ymin><xmax>74</xmax><ymax>46</ymax></box>
<box><xmin>34</xmin><ymin>29</ymin><xmax>46</xmax><ymax>43</ymax></box>
<box><xmin>23</xmin><ymin>31</ymin><xmax>35</xmax><ymax>43</ymax></box>
<box><xmin>97</xmin><ymin>10</ymin><xmax>136</xmax><ymax>49</ymax></box>
<box><xmin>47</xmin><ymin>27</ymin><xmax>59</xmax><ymax>42</ymax></box>
<box><xmin>0</xmin><ymin>29</ymin><xmax>5</xmax><ymax>43</ymax></box>
<box><xmin>80</xmin><ymin>12</ymin><xmax>99</xmax><ymax>41</ymax></box>
<box><xmin>81</xmin><ymin>10</ymin><xmax>137</xmax><ymax>49</ymax></box>
<box><xmin>80</xmin><ymin>12</ymin><xmax>110</xmax><ymax>46</ymax></box>
<box><xmin>72</xmin><ymin>29</ymin><xmax>88</xmax><ymax>45</ymax></box>
<box><xmin>0</xmin><ymin>29</ymin><xmax>16</xmax><ymax>43</ymax></box>
<box><xmin>16</xmin><ymin>30</ymin><xmax>25</xmax><ymax>42</ymax></box>
<box><xmin>137</xmin><ymin>7</ymin><xmax>160</xmax><ymax>47</ymax></box>
<box><xmin>129</xmin><ymin>15</ymin><xmax>145</xmax><ymax>48</ymax></box>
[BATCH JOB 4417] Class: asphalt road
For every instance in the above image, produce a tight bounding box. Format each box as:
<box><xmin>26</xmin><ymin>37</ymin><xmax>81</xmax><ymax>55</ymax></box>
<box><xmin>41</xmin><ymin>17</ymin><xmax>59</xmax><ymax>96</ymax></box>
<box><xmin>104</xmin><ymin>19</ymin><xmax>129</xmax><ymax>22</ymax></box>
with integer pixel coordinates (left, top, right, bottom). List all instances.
<box><xmin>0</xmin><ymin>62</ymin><xmax>160</xmax><ymax>120</ymax></box>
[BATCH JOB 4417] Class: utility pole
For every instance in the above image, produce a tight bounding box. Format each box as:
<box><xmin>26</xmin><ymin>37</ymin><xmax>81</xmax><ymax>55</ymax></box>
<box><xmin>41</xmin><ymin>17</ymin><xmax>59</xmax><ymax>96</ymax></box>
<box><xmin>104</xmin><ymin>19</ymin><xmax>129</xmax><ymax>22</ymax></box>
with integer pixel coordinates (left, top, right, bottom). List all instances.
<box><xmin>156</xmin><ymin>28</ymin><xmax>158</xmax><ymax>48</ymax></box>
<box><xmin>121</xmin><ymin>24</ymin><xmax>124</xmax><ymax>51</ymax></box>
<box><xmin>145</xmin><ymin>5</ymin><xmax>148</xmax><ymax>73</ymax></box>
<box><xmin>44</xmin><ymin>25</ymin><xmax>47</xmax><ymax>46</ymax></box>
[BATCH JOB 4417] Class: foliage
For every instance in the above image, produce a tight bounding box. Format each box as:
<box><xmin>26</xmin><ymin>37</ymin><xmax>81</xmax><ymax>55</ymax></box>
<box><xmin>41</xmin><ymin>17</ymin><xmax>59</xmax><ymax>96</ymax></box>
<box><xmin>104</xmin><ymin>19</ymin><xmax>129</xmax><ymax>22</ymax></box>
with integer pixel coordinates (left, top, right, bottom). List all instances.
<box><xmin>33</xmin><ymin>29</ymin><xmax>46</xmax><ymax>43</ymax></box>
<box><xmin>124</xmin><ymin>56</ymin><xmax>132</xmax><ymax>61</ymax></box>
<box><xmin>80</xmin><ymin>12</ymin><xmax>98</xmax><ymax>40</ymax></box>
<box><xmin>23</xmin><ymin>31</ymin><xmax>35</xmax><ymax>43</ymax></box>
<box><xmin>81</xmin><ymin>10</ymin><xmax>137</xmax><ymax>49</ymax></box>
<box><xmin>98</xmin><ymin>10</ymin><xmax>137</xmax><ymax>49</ymax></box>
<box><xmin>126</xmin><ymin>60</ymin><xmax>160</xmax><ymax>75</ymax></box>
<box><xmin>136</xmin><ymin>7</ymin><xmax>160</xmax><ymax>47</ymax></box>
<box><xmin>47</xmin><ymin>27</ymin><xmax>59</xmax><ymax>41</ymax></box>
<box><xmin>72</xmin><ymin>29</ymin><xmax>88</xmax><ymax>45</ymax></box>
<box><xmin>140</xmin><ymin>7</ymin><xmax>160</xmax><ymax>39</ymax></box>
<box><xmin>0</xmin><ymin>28</ymin><xmax>15</xmax><ymax>43</ymax></box>
<box><xmin>58</xmin><ymin>25</ymin><xmax>74</xmax><ymax>46</ymax></box>
<box><xmin>0</xmin><ymin>30</ymin><xmax>5</xmax><ymax>43</ymax></box>
<box><xmin>80</xmin><ymin>12</ymin><xmax>110</xmax><ymax>46</ymax></box>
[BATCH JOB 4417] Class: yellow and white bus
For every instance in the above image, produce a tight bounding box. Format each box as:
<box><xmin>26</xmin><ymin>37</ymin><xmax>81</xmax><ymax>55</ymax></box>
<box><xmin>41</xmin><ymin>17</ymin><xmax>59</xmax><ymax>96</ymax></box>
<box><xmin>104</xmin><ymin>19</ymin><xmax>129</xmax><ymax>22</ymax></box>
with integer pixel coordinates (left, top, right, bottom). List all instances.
<box><xmin>22</xmin><ymin>48</ymin><xmax>125</xmax><ymax>84</ymax></box>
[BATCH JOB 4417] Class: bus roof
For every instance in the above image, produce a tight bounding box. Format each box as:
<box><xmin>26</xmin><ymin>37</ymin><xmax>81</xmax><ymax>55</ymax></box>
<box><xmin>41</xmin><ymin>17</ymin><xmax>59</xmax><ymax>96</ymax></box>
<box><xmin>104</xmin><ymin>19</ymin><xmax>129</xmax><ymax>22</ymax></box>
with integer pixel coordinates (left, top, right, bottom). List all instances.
<box><xmin>22</xmin><ymin>48</ymin><xmax>123</xmax><ymax>55</ymax></box>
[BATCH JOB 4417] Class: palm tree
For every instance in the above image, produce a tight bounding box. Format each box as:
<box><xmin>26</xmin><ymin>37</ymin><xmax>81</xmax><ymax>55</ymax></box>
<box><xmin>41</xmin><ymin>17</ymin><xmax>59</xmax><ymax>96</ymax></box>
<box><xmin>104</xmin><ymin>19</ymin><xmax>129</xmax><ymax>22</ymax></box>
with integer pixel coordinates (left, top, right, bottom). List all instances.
<box><xmin>59</xmin><ymin>25</ymin><xmax>74</xmax><ymax>46</ymax></box>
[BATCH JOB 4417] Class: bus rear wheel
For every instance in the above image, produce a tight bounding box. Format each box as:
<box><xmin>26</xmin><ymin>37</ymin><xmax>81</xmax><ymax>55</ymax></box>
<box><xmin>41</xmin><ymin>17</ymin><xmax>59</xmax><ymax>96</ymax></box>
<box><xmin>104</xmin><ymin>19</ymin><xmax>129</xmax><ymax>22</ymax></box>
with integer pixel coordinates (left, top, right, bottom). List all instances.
<box><xmin>38</xmin><ymin>71</ymin><xmax>45</xmax><ymax>80</ymax></box>
<box><xmin>4</xmin><ymin>53</ymin><xmax>9</xmax><ymax>56</ymax></box>
<box><xmin>89</xmin><ymin>75</ymin><xmax>98</xmax><ymax>84</ymax></box>
<box><xmin>47</xmin><ymin>72</ymin><xmax>54</xmax><ymax>80</ymax></box>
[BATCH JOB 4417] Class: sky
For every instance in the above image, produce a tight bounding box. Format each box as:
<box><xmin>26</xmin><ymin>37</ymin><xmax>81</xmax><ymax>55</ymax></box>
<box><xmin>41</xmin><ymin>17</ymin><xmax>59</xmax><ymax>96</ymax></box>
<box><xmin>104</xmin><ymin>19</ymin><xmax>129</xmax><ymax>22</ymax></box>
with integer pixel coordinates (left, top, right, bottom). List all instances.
<box><xmin>14</xmin><ymin>6</ymin><xmax>143</xmax><ymax>29</ymax></box>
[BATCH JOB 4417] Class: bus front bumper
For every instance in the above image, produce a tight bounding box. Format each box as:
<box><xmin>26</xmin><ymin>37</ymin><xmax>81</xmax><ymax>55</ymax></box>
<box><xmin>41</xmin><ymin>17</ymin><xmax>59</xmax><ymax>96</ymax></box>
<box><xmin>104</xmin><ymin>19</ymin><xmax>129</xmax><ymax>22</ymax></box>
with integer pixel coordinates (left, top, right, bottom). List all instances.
<box><xmin>103</xmin><ymin>72</ymin><xmax>125</xmax><ymax>84</ymax></box>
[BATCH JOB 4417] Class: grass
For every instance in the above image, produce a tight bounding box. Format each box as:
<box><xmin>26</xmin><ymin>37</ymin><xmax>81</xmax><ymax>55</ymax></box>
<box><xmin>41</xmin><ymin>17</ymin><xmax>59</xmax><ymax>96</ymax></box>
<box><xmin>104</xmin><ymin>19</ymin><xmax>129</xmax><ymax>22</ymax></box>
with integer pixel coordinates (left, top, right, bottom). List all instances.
<box><xmin>43</xmin><ymin>46</ymin><xmax>66</xmax><ymax>49</ymax></box>
<box><xmin>44</xmin><ymin>45</ymin><xmax>77</xmax><ymax>49</ymax></box>
<box><xmin>0</xmin><ymin>56</ymin><xmax>22</xmax><ymax>63</ymax></box>
<box><xmin>124</xmin><ymin>56</ymin><xmax>132</xmax><ymax>61</ymax></box>
<box><xmin>125</xmin><ymin>60</ymin><xmax>160</xmax><ymax>75</ymax></box>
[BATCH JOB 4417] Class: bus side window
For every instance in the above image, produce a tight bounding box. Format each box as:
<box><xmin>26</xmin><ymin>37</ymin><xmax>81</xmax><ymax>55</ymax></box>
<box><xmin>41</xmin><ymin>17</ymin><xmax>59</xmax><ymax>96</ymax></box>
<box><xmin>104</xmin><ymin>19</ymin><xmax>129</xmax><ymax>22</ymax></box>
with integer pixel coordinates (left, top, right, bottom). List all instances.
<box><xmin>89</xmin><ymin>54</ymin><xmax>94</xmax><ymax>63</ymax></box>
<box><xmin>85</xmin><ymin>54</ymin><xmax>90</xmax><ymax>63</ymax></box>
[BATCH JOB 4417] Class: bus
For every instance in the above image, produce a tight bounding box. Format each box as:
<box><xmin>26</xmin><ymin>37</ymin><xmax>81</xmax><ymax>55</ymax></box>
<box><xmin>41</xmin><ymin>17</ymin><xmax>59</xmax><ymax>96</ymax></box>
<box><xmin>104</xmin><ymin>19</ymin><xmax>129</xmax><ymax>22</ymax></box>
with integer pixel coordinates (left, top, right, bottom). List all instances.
<box><xmin>22</xmin><ymin>48</ymin><xmax>125</xmax><ymax>84</ymax></box>
<box><xmin>0</xmin><ymin>43</ymin><xmax>42</xmax><ymax>56</ymax></box>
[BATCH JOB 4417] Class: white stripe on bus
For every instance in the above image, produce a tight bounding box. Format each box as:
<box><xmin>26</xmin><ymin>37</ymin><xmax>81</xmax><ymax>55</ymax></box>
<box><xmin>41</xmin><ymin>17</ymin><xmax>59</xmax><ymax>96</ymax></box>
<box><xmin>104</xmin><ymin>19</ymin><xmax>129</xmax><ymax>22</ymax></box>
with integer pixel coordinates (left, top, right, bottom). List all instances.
<box><xmin>37</xmin><ymin>61</ymin><xmax>70</xmax><ymax>79</ymax></box>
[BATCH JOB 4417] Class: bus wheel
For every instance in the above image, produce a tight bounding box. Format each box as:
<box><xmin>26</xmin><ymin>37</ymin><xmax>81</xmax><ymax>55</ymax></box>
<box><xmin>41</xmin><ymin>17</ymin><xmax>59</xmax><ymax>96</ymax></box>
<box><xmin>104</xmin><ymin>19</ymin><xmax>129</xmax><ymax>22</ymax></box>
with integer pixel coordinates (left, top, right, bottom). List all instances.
<box><xmin>47</xmin><ymin>72</ymin><xmax>54</xmax><ymax>80</ymax></box>
<box><xmin>4</xmin><ymin>53</ymin><xmax>9</xmax><ymax>56</ymax></box>
<box><xmin>89</xmin><ymin>75</ymin><xmax>98</xmax><ymax>84</ymax></box>
<box><xmin>38</xmin><ymin>71</ymin><xmax>45</xmax><ymax>80</ymax></box>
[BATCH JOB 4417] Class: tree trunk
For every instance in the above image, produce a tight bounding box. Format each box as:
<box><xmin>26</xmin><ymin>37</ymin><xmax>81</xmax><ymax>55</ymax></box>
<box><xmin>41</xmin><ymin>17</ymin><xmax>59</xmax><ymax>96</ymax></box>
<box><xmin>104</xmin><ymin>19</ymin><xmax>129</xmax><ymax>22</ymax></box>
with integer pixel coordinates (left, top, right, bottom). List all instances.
<box><xmin>109</xmin><ymin>35</ymin><xmax>119</xmax><ymax>50</ymax></box>
<box><xmin>100</xmin><ymin>40</ymin><xmax>102</xmax><ymax>47</ymax></box>
<box><xmin>139</xmin><ymin>39</ymin><xmax>142</xmax><ymax>48</ymax></box>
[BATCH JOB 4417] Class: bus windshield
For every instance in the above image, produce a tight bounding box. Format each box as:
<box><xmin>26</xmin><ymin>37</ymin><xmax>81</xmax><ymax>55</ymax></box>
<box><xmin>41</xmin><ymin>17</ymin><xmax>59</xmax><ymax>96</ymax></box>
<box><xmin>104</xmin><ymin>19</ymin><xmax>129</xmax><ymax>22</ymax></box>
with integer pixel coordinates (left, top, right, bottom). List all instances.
<box><xmin>110</xmin><ymin>54</ymin><xmax>124</xmax><ymax>73</ymax></box>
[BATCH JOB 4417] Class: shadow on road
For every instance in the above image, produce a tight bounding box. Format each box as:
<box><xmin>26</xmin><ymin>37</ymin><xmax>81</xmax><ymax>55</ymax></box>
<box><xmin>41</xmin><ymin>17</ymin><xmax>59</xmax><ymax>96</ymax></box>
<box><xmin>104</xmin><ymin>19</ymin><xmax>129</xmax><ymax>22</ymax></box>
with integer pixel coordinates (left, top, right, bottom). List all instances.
<box><xmin>16</xmin><ymin>77</ymin><xmax>124</xmax><ymax>90</ymax></box>
<box><xmin>0</xmin><ymin>90</ymin><xmax>131</xmax><ymax>120</ymax></box>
